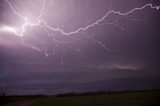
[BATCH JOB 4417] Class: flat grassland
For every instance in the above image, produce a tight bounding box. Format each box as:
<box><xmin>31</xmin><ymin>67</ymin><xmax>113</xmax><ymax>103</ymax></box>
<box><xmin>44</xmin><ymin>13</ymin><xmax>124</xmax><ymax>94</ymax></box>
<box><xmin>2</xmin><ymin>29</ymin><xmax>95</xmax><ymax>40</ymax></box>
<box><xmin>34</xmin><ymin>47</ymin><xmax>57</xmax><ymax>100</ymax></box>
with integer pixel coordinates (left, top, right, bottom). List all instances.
<box><xmin>1</xmin><ymin>90</ymin><xmax>160</xmax><ymax>106</ymax></box>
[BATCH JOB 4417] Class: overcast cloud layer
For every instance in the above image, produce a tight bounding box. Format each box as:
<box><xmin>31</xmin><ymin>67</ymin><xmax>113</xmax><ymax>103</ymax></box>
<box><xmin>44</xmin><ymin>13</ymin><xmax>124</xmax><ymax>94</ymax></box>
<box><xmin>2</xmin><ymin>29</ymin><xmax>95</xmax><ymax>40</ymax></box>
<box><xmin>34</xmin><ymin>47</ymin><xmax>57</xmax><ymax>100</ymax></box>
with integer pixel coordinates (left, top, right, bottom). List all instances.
<box><xmin>0</xmin><ymin>0</ymin><xmax>160</xmax><ymax>95</ymax></box>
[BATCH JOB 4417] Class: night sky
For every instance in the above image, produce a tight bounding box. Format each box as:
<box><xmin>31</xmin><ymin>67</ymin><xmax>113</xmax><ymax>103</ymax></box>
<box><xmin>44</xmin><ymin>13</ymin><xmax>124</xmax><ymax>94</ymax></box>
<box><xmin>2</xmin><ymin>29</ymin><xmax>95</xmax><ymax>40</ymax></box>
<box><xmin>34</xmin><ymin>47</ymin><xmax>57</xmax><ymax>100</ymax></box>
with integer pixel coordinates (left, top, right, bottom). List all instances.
<box><xmin>0</xmin><ymin>0</ymin><xmax>160</xmax><ymax>95</ymax></box>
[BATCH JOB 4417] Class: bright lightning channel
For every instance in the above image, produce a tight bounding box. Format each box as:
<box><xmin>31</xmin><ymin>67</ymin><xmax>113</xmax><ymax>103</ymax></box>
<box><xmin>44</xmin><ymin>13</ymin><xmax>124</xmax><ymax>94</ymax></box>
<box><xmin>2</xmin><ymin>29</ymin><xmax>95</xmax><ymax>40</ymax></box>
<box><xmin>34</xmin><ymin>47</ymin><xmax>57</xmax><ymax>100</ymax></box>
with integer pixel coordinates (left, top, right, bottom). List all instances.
<box><xmin>0</xmin><ymin>26</ymin><xmax>16</xmax><ymax>33</ymax></box>
<box><xmin>1</xmin><ymin>0</ymin><xmax>160</xmax><ymax>37</ymax></box>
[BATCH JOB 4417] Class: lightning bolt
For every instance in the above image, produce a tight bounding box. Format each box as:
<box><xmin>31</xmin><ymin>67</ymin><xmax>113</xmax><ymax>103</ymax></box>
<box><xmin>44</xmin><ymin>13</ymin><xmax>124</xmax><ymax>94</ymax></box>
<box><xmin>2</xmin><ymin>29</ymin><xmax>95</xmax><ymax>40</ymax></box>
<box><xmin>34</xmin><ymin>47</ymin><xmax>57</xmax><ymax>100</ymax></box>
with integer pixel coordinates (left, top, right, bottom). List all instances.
<box><xmin>0</xmin><ymin>0</ymin><xmax>160</xmax><ymax>63</ymax></box>
<box><xmin>1</xmin><ymin>0</ymin><xmax>159</xmax><ymax>37</ymax></box>
<box><xmin>40</xmin><ymin>3</ymin><xmax>160</xmax><ymax>36</ymax></box>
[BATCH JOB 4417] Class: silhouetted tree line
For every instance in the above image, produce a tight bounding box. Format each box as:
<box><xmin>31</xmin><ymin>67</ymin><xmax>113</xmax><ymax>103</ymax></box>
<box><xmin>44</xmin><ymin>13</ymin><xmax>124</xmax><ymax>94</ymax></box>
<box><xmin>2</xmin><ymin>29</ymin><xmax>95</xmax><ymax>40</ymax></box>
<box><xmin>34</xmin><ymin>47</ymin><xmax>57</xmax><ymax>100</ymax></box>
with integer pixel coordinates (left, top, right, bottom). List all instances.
<box><xmin>56</xmin><ymin>91</ymin><xmax>108</xmax><ymax>97</ymax></box>
<box><xmin>0</xmin><ymin>91</ymin><xmax>6</xmax><ymax>96</ymax></box>
<box><xmin>56</xmin><ymin>89</ymin><xmax>160</xmax><ymax>97</ymax></box>
<box><xmin>0</xmin><ymin>89</ymin><xmax>160</xmax><ymax>97</ymax></box>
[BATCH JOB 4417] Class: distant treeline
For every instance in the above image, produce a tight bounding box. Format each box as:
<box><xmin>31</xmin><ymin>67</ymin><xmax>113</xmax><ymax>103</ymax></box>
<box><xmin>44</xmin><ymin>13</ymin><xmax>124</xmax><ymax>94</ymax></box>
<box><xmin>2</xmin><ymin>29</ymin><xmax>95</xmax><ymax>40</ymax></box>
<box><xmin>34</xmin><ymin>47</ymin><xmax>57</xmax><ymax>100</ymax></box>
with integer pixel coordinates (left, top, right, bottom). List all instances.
<box><xmin>56</xmin><ymin>89</ymin><xmax>160</xmax><ymax>97</ymax></box>
<box><xmin>1</xmin><ymin>89</ymin><xmax>160</xmax><ymax>97</ymax></box>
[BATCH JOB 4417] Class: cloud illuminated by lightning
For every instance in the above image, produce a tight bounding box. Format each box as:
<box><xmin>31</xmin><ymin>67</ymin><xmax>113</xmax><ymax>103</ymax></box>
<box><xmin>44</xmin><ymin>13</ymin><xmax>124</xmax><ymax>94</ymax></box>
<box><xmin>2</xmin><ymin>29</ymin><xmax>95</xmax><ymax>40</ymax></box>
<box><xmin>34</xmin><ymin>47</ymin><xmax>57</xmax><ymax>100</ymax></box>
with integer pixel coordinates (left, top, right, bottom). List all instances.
<box><xmin>0</xmin><ymin>0</ymin><xmax>160</xmax><ymax>61</ymax></box>
<box><xmin>0</xmin><ymin>26</ymin><xmax>17</xmax><ymax>34</ymax></box>
<box><xmin>1</xmin><ymin>0</ymin><xmax>160</xmax><ymax>37</ymax></box>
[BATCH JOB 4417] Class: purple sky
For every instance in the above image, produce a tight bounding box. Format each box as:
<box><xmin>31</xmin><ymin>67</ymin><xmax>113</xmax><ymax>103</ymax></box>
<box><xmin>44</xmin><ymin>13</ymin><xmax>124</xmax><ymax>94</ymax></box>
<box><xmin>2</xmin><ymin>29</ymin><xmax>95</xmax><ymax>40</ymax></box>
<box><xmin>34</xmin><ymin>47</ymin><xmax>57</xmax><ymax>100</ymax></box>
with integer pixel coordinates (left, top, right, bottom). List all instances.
<box><xmin>0</xmin><ymin>0</ymin><xmax>160</xmax><ymax>95</ymax></box>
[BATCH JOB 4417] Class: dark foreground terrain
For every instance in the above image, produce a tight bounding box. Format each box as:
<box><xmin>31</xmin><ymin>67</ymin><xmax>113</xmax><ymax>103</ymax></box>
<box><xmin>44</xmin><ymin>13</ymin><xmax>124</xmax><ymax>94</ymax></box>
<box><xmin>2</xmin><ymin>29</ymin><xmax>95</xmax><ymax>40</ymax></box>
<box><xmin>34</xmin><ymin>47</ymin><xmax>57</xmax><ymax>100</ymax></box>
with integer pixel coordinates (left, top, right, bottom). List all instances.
<box><xmin>1</xmin><ymin>90</ymin><xmax>160</xmax><ymax>106</ymax></box>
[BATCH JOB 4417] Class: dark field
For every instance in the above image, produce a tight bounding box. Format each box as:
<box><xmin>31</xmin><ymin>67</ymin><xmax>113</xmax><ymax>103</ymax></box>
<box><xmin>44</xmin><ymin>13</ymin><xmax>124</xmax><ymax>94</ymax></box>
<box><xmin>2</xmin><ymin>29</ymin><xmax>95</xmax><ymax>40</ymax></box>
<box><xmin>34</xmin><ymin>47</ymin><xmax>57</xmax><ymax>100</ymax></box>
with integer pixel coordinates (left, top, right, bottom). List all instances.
<box><xmin>1</xmin><ymin>90</ymin><xmax>160</xmax><ymax>106</ymax></box>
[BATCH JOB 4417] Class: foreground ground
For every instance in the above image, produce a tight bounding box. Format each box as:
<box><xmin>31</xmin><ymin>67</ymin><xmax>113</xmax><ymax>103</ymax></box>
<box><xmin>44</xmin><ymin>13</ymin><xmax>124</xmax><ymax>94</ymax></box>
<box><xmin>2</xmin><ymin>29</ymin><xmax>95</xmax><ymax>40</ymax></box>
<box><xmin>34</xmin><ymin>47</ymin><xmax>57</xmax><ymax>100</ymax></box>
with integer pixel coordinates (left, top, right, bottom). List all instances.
<box><xmin>1</xmin><ymin>90</ymin><xmax>160</xmax><ymax>106</ymax></box>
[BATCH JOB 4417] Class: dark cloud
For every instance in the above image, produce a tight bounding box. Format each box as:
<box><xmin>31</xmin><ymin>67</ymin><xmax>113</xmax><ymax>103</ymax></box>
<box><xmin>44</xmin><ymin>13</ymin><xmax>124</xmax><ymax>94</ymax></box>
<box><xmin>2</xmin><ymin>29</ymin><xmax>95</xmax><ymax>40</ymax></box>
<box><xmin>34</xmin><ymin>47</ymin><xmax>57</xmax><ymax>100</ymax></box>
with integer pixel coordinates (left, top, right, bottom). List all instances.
<box><xmin>0</xmin><ymin>0</ymin><xmax>160</xmax><ymax>95</ymax></box>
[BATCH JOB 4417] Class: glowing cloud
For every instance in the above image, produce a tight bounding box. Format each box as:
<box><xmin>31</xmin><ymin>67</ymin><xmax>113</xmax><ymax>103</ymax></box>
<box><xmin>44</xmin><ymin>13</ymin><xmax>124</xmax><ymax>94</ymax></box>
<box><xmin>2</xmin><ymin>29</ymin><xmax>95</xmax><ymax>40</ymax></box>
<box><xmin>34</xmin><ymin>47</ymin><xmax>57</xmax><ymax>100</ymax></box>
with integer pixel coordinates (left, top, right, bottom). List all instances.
<box><xmin>2</xmin><ymin>0</ymin><xmax>160</xmax><ymax>37</ymax></box>
<box><xmin>0</xmin><ymin>26</ymin><xmax>17</xmax><ymax>34</ymax></box>
<box><xmin>0</xmin><ymin>0</ymin><xmax>160</xmax><ymax>59</ymax></box>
